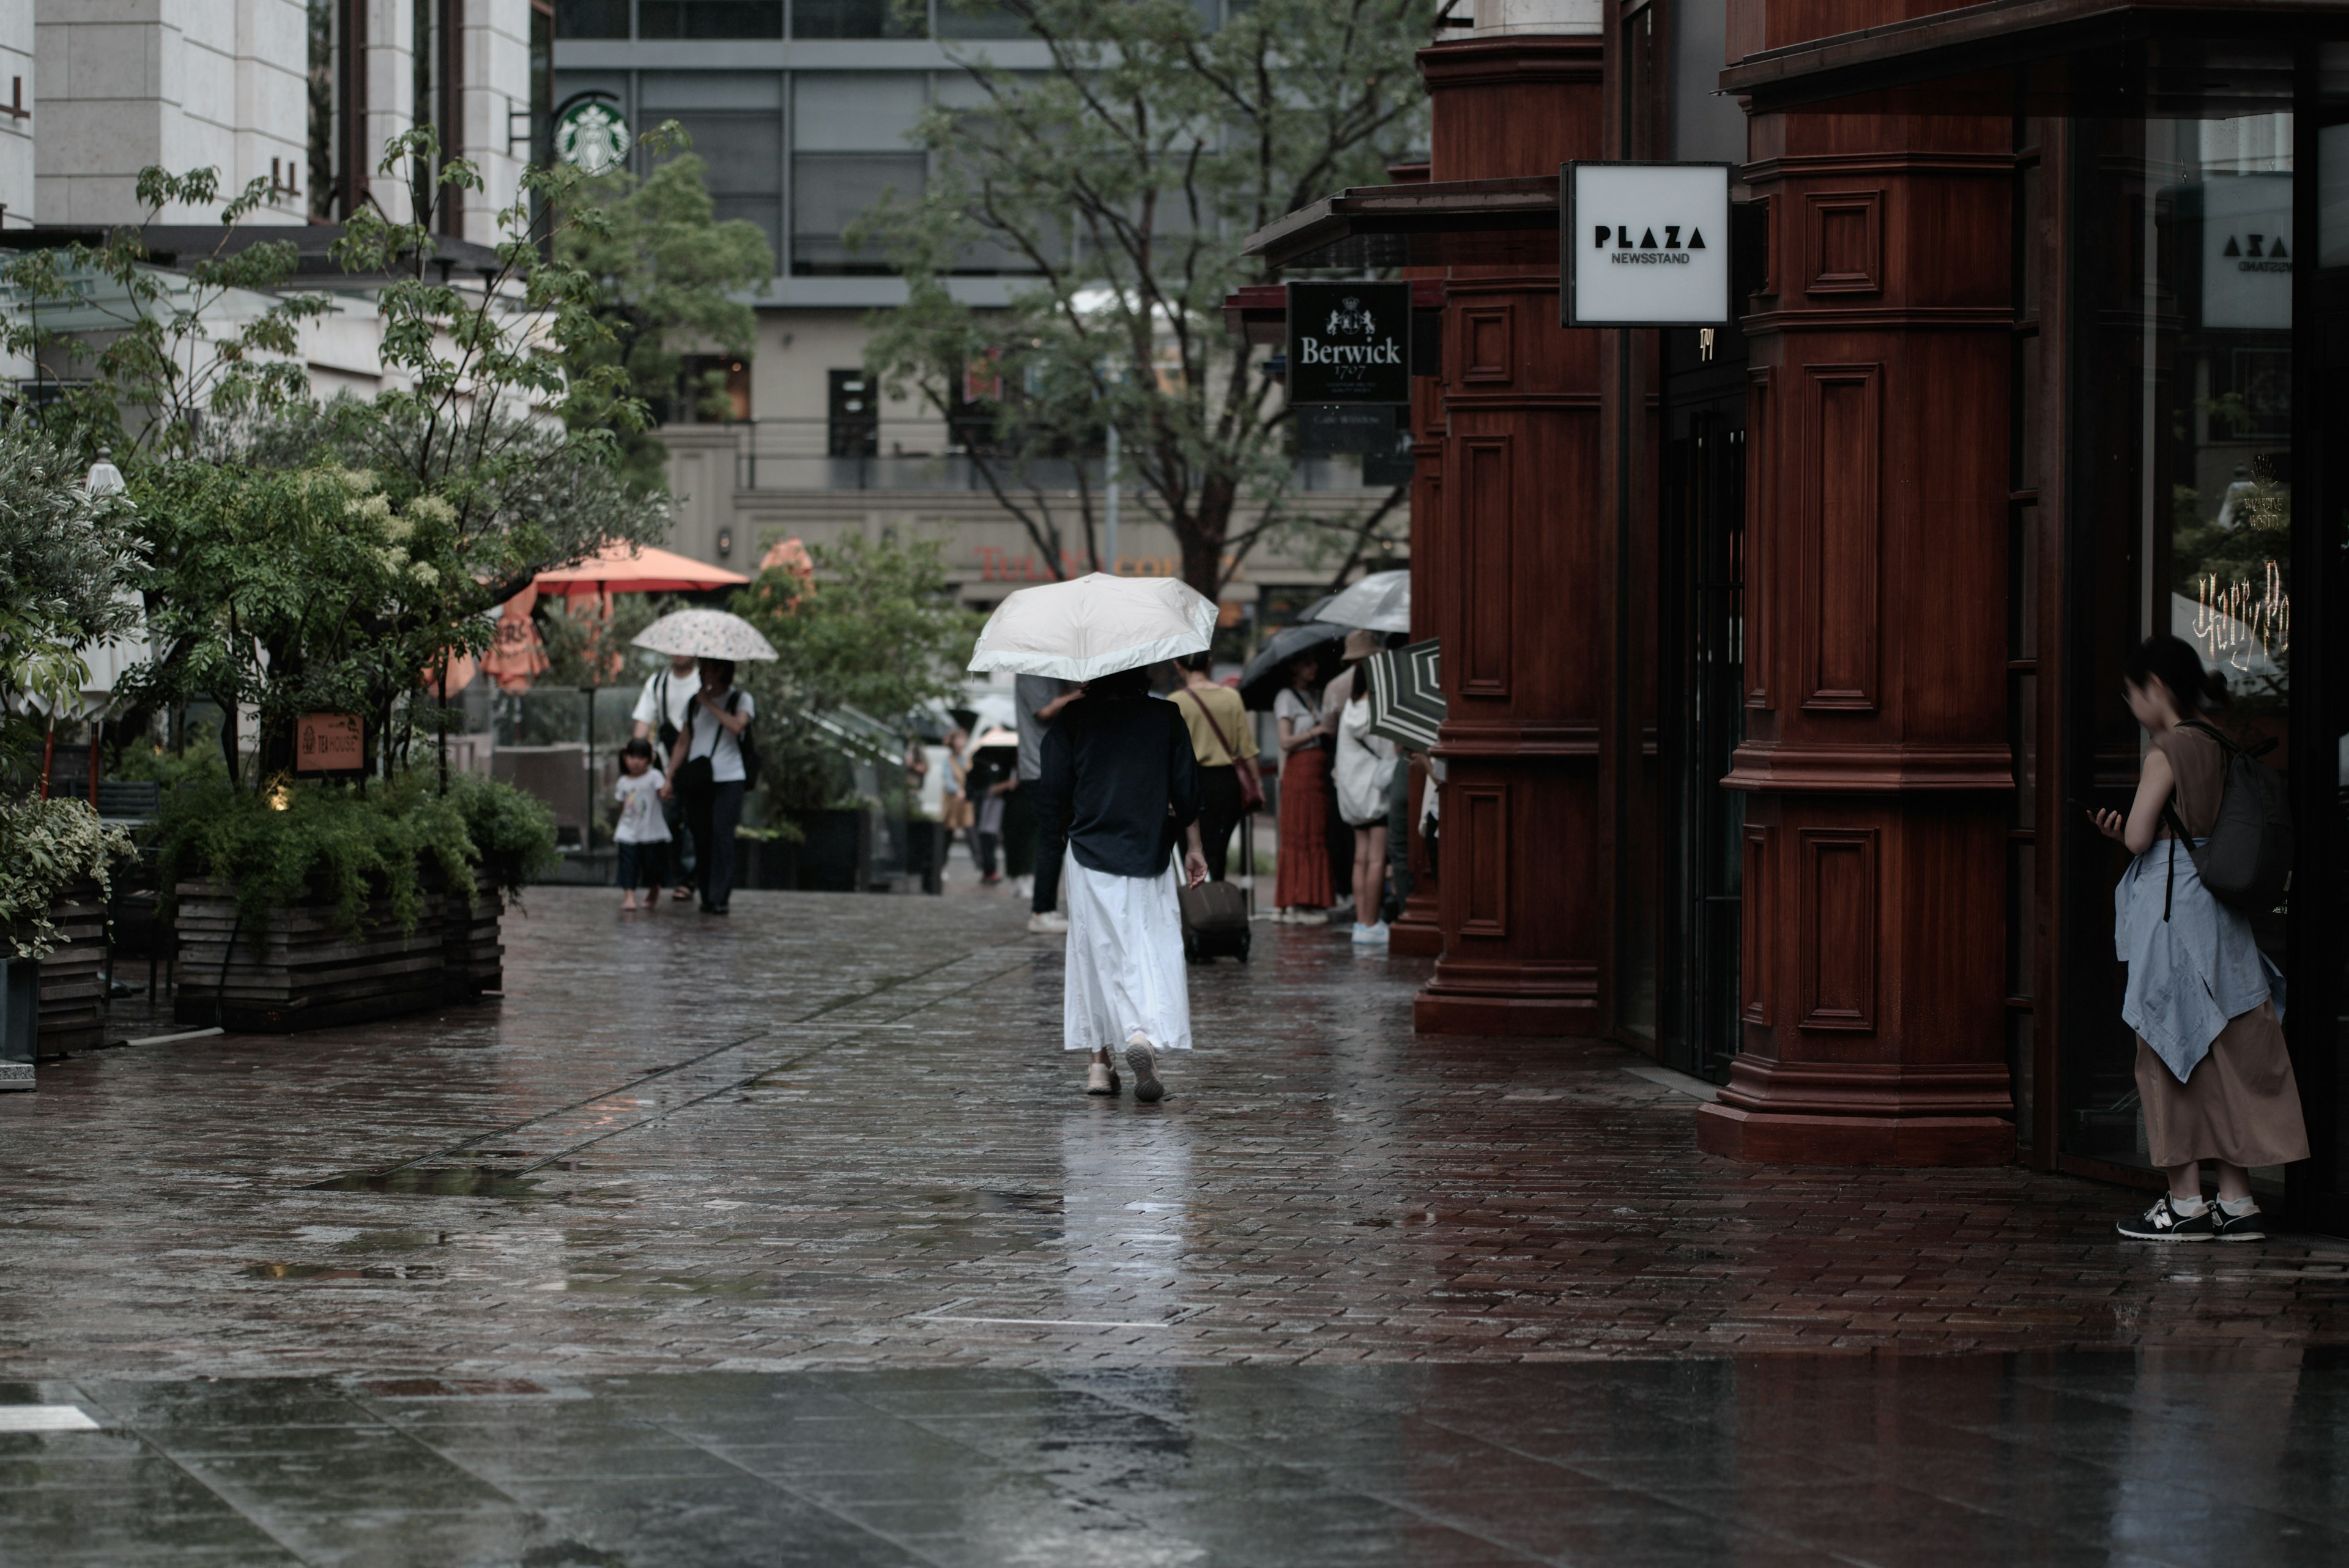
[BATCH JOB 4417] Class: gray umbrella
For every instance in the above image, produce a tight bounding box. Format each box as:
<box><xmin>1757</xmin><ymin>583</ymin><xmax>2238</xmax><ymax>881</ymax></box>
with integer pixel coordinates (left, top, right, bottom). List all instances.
<box><xmin>1316</xmin><ymin>569</ymin><xmax>1410</xmax><ymax>633</ymax></box>
<box><xmin>631</xmin><ymin>608</ymin><xmax>779</xmax><ymax>662</ymax></box>
<box><xmin>1238</xmin><ymin>620</ymin><xmax>1348</xmax><ymax>711</ymax></box>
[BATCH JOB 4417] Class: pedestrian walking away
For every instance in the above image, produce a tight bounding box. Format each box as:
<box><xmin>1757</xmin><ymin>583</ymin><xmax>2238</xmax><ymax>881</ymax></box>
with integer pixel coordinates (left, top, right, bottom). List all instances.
<box><xmin>1272</xmin><ymin>653</ymin><xmax>1335</xmax><ymax>922</ymax></box>
<box><xmin>1332</xmin><ymin>630</ymin><xmax>1399</xmax><ymax>946</ymax></box>
<box><xmin>1017</xmin><ymin>673</ymin><xmax>1081</xmax><ymax>932</ymax></box>
<box><xmin>1171</xmin><ymin>650</ymin><xmax>1261</xmax><ymax>882</ymax></box>
<box><xmin>2090</xmin><ymin>634</ymin><xmax>2307</xmax><ymax>1243</ymax></box>
<box><xmin>631</xmin><ymin>652</ymin><xmax>701</xmax><ymax>902</ymax></box>
<box><xmin>662</xmin><ymin>657</ymin><xmax>756</xmax><ymax>916</ymax></box>
<box><xmin>965</xmin><ymin>729</ymin><xmax>1017</xmax><ymax>883</ymax></box>
<box><xmin>1031</xmin><ymin>666</ymin><xmax>1208</xmax><ymax>1102</ymax></box>
<box><xmin>612</xmin><ymin>737</ymin><xmax>671</xmax><ymax>913</ymax></box>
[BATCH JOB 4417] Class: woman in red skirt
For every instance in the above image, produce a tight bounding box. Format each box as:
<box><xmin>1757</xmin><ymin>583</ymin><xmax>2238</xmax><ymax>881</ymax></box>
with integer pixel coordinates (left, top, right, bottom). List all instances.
<box><xmin>1272</xmin><ymin>655</ymin><xmax>1334</xmax><ymax>921</ymax></box>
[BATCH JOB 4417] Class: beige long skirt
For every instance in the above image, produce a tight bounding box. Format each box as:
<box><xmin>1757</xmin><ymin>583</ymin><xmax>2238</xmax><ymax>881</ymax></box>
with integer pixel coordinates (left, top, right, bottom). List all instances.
<box><xmin>2134</xmin><ymin>1000</ymin><xmax>2310</xmax><ymax>1169</ymax></box>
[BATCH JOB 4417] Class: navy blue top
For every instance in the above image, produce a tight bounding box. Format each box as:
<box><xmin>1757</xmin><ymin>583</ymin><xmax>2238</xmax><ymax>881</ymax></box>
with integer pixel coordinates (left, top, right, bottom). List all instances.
<box><xmin>1033</xmin><ymin>694</ymin><xmax>1204</xmax><ymax>879</ymax></box>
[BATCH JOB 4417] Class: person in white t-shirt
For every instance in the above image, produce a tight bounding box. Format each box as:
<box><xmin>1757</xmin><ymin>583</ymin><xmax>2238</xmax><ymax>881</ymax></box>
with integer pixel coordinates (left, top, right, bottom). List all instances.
<box><xmin>631</xmin><ymin>653</ymin><xmax>701</xmax><ymax>903</ymax></box>
<box><xmin>612</xmin><ymin>737</ymin><xmax>672</xmax><ymax>912</ymax></box>
<box><xmin>659</xmin><ymin>657</ymin><xmax>755</xmax><ymax>915</ymax></box>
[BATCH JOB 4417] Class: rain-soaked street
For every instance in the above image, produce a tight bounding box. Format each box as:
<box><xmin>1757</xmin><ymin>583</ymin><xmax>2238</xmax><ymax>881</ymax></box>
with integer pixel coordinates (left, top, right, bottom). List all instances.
<box><xmin>4</xmin><ymin>883</ymin><xmax>2348</xmax><ymax>1566</ymax></box>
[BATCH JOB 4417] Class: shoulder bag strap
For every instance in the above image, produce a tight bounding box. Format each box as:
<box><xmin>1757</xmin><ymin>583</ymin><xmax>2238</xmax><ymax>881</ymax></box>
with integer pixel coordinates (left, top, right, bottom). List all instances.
<box><xmin>1176</xmin><ymin>686</ymin><xmax>1243</xmax><ymax>762</ymax></box>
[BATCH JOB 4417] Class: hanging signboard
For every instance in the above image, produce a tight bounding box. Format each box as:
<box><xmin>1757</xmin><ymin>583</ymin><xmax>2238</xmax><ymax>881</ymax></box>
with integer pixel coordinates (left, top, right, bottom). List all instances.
<box><xmin>1286</xmin><ymin>280</ymin><xmax>1411</xmax><ymax>404</ymax></box>
<box><xmin>296</xmin><ymin>713</ymin><xmax>365</xmax><ymax>775</ymax></box>
<box><xmin>554</xmin><ymin>97</ymin><xmax>633</xmax><ymax>177</ymax></box>
<box><xmin>1562</xmin><ymin>162</ymin><xmax>1732</xmax><ymax>328</ymax></box>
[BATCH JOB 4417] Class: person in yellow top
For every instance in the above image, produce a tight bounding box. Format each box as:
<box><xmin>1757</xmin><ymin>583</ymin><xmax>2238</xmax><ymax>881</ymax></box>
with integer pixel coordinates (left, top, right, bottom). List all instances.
<box><xmin>1170</xmin><ymin>652</ymin><xmax>1263</xmax><ymax>882</ymax></box>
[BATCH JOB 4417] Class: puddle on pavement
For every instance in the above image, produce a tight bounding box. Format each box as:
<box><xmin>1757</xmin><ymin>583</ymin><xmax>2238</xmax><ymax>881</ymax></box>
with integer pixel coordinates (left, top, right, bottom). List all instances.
<box><xmin>356</xmin><ymin>1377</ymin><xmax>547</xmax><ymax>1397</ymax></box>
<box><xmin>242</xmin><ymin>1263</ymin><xmax>447</xmax><ymax>1281</ymax></box>
<box><xmin>307</xmin><ymin>1165</ymin><xmax>563</xmax><ymax>1198</ymax></box>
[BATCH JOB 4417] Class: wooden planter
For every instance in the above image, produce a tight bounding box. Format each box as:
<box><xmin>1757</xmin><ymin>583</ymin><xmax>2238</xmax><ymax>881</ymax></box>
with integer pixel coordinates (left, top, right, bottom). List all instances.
<box><xmin>174</xmin><ymin>874</ymin><xmax>491</xmax><ymax>1033</ymax></box>
<box><xmin>443</xmin><ymin>891</ymin><xmax>505</xmax><ymax>997</ymax></box>
<box><xmin>35</xmin><ymin>882</ymin><xmax>107</xmax><ymax>1058</ymax></box>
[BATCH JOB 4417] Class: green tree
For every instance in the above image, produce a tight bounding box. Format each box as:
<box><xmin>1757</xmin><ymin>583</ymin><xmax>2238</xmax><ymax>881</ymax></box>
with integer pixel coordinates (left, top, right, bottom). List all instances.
<box><xmin>733</xmin><ymin>534</ymin><xmax>981</xmax><ymax>814</ymax></box>
<box><xmin>0</xmin><ymin>420</ymin><xmax>141</xmax><ymax>769</ymax></box>
<box><xmin>118</xmin><ymin>463</ymin><xmax>489</xmax><ymax>782</ymax></box>
<box><xmin>555</xmin><ymin>152</ymin><xmax>777</xmax><ymax>492</ymax></box>
<box><xmin>0</xmin><ymin>168</ymin><xmax>333</xmax><ymax>460</ymax></box>
<box><xmin>859</xmin><ymin>0</ymin><xmax>1433</xmax><ymax>597</ymax></box>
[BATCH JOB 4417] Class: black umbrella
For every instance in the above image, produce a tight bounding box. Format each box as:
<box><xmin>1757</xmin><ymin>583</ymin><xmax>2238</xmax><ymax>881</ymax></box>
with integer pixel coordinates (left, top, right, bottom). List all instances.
<box><xmin>1238</xmin><ymin>620</ymin><xmax>1348</xmax><ymax>712</ymax></box>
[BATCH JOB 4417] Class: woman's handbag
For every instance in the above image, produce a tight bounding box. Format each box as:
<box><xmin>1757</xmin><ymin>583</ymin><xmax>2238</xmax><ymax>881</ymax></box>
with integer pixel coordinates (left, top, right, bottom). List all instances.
<box><xmin>1178</xmin><ymin>688</ymin><xmax>1265</xmax><ymax>812</ymax></box>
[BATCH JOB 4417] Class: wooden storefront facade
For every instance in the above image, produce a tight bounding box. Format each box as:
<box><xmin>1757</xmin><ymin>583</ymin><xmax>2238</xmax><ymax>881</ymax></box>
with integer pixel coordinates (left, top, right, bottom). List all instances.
<box><xmin>1247</xmin><ymin>0</ymin><xmax>2349</xmax><ymax>1235</ymax></box>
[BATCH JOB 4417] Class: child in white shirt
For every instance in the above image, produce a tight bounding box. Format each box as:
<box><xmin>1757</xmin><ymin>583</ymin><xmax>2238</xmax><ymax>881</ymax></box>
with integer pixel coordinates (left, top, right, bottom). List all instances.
<box><xmin>613</xmin><ymin>737</ymin><xmax>672</xmax><ymax>912</ymax></box>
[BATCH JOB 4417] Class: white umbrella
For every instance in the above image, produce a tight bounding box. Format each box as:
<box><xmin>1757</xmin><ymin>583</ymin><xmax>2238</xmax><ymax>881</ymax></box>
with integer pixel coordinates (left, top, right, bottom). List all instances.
<box><xmin>968</xmin><ymin>573</ymin><xmax>1215</xmax><ymax>682</ymax></box>
<box><xmin>631</xmin><ymin>608</ymin><xmax>779</xmax><ymax>662</ymax></box>
<box><xmin>1316</xmin><ymin>568</ymin><xmax>1410</xmax><ymax>633</ymax></box>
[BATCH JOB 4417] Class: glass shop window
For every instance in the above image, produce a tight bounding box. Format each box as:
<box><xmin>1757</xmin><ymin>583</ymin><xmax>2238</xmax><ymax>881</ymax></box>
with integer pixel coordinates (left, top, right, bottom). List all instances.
<box><xmin>2058</xmin><ymin>114</ymin><xmax>2298</xmax><ymax>1189</ymax></box>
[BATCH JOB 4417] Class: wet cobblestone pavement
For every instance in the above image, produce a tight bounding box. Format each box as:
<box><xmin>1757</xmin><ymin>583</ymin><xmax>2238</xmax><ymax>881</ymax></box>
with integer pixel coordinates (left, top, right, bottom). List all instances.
<box><xmin>5</xmin><ymin>885</ymin><xmax>2348</xmax><ymax>1564</ymax></box>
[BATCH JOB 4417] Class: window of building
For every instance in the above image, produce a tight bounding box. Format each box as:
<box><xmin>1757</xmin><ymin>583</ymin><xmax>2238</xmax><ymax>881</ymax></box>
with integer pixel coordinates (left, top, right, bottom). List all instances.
<box><xmin>793</xmin><ymin>0</ymin><xmax>926</xmax><ymax>38</ymax></box>
<box><xmin>792</xmin><ymin>74</ymin><xmax>927</xmax><ymax>275</ymax></box>
<box><xmin>639</xmin><ymin>1</ymin><xmax>783</xmax><ymax>39</ymax></box>
<box><xmin>554</xmin><ymin>0</ymin><xmax>629</xmax><ymax>37</ymax></box>
<box><xmin>644</xmin><ymin>74</ymin><xmax>785</xmax><ymax>262</ymax></box>
<box><xmin>937</xmin><ymin>2</ymin><xmax>1031</xmax><ymax>39</ymax></box>
<box><xmin>829</xmin><ymin>369</ymin><xmax>879</xmax><ymax>457</ymax></box>
<box><xmin>672</xmin><ymin>355</ymin><xmax>753</xmax><ymax>424</ymax></box>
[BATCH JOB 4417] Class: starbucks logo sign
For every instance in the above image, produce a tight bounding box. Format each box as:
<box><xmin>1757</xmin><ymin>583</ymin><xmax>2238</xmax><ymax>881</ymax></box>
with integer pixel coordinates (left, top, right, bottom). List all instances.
<box><xmin>555</xmin><ymin>100</ymin><xmax>632</xmax><ymax>177</ymax></box>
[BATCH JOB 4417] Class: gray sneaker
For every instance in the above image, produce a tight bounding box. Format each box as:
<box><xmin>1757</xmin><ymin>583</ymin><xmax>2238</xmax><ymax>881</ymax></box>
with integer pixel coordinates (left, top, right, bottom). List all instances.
<box><xmin>1124</xmin><ymin>1036</ymin><xmax>1163</xmax><ymax>1102</ymax></box>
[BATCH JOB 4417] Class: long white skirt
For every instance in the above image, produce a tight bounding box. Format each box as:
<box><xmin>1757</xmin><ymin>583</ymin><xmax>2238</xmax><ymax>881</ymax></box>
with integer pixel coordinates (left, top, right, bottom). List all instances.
<box><xmin>1062</xmin><ymin>856</ymin><xmax>1192</xmax><ymax>1052</ymax></box>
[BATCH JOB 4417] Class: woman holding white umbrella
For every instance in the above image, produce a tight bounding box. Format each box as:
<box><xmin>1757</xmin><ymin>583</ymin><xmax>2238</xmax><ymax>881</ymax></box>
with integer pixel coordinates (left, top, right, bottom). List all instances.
<box><xmin>973</xmin><ymin>576</ymin><xmax>1211</xmax><ymax>1102</ymax></box>
<box><xmin>638</xmin><ymin>609</ymin><xmax>777</xmax><ymax>916</ymax></box>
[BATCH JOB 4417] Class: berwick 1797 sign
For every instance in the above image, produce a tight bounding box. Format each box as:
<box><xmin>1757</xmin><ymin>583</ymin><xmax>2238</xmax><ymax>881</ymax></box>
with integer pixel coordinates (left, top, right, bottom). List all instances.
<box><xmin>1286</xmin><ymin>280</ymin><xmax>1411</xmax><ymax>404</ymax></box>
<box><xmin>1562</xmin><ymin>162</ymin><xmax>1732</xmax><ymax>327</ymax></box>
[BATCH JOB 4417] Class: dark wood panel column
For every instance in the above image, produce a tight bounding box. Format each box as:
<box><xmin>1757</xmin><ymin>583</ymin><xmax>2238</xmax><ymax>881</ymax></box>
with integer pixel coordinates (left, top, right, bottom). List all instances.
<box><xmin>1696</xmin><ymin>102</ymin><xmax>2020</xmax><ymax>1164</ymax></box>
<box><xmin>1412</xmin><ymin>34</ymin><xmax>1609</xmax><ymax>1035</ymax></box>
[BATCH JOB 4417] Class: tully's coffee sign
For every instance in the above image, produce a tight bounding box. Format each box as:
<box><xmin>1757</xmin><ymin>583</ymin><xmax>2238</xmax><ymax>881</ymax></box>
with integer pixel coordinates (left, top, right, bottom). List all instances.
<box><xmin>1562</xmin><ymin>162</ymin><xmax>1732</xmax><ymax>327</ymax></box>
<box><xmin>1286</xmin><ymin>281</ymin><xmax>1410</xmax><ymax>404</ymax></box>
<box><xmin>297</xmin><ymin>713</ymin><xmax>364</xmax><ymax>774</ymax></box>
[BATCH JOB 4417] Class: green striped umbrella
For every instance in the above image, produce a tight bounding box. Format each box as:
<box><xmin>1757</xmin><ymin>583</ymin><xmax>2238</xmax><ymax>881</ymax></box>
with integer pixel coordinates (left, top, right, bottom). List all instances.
<box><xmin>1364</xmin><ymin>638</ymin><xmax>1443</xmax><ymax>750</ymax></box>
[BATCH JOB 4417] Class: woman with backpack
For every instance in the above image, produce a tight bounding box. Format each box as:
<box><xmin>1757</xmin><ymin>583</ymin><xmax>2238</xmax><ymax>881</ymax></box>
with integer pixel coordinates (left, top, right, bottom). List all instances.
<box><xmin>661</xmin><ymin>656</ymin><xmax>755</xmax><ymax>916</ymax></box>
<box><xmin>2090</xmin><ymin>634</ymin><xmax>2306</xmax><ymax>1242</ymax></box>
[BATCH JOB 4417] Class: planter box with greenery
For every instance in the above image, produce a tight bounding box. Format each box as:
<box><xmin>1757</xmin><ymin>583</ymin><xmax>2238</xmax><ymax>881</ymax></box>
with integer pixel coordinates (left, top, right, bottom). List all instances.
<box><xmin>164</xmin><ymin>773</ymin><xmax>552</xmax><ymax>1033</ymax></box>
<box><xmin>0</xmin><ymin>799</ymin><xmax>134</xmax><ymax>1078</ymax></box>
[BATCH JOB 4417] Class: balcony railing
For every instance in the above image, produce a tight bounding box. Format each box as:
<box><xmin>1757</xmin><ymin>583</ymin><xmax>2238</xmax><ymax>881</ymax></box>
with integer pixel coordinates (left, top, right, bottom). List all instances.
<box><xmin>702</xmin><ymin>417</ymin><xmax>1393</xmax><ymax>494</ymax></box>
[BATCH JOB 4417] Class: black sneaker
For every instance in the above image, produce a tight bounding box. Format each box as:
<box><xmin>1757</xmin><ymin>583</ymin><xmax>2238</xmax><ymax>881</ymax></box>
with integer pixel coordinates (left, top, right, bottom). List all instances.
<box><xmin>2213</xmin><ymin>1203</ymin><xmax>2267</xmax><ymax>1243</ymax></box>
<box><xmin>2116</xmin><ymin>1194</ymin><xmax>2216</xmax><ymax>1242</ymax></box>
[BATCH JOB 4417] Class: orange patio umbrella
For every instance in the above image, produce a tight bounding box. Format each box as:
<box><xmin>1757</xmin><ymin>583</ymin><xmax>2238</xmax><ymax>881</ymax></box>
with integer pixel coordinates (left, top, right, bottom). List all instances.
<box><xmin>532</xmin><ymin>542</ymin><xmax>749</xmax><ymax>598</ymax></box>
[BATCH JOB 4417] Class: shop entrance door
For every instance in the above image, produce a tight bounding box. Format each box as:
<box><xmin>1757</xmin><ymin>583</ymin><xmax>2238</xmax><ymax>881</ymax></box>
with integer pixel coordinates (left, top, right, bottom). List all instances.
<box><xmin>1658</xmin><ymin>333</ymin><xmax>1747</xmax><ymax>1083</ymax></box>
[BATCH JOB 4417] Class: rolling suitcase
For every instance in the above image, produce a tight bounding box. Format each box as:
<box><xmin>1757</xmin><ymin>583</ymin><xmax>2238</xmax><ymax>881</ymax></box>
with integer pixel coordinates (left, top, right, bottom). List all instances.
<box><xmin>1178</xmin><ymin>876</ymin><xmax>1252</xmax><ymax>964</ymax></box>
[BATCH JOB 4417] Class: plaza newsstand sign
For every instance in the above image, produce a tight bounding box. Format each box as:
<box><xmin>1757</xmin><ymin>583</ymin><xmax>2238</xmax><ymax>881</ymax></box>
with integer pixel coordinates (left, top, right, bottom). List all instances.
<box><xmin>1286</xmin><ymin>281</ymin><xmax>1411</xmax><ymax>404</ymax></box>
<box><xmin>1562</xmin><ymin>162</ymin><xmax>1732</xmax><ymax>328</ymax></box>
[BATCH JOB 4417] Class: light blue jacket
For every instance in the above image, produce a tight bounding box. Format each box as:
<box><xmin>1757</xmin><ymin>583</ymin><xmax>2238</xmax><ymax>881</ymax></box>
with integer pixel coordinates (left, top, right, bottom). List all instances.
<box><xmin>2115</xmin><ymin>836</ymin><xmax>2282</xmax><ymax>1082</ymax></box>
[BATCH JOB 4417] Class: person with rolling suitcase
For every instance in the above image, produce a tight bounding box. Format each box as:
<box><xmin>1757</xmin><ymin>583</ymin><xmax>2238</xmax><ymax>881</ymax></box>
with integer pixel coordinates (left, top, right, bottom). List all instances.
<box><xmin>1170</xmin><ymin>653</ymin><xmax>1260</xmax><ymax>962</ymax></box>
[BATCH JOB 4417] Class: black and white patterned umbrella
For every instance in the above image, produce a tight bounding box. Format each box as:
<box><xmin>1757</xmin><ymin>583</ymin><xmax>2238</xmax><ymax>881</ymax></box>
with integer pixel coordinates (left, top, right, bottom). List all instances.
<box><xmin>1364</xmin><ymin>637</ymin><xmax>1443</xmax><ymax>750</ymax></box>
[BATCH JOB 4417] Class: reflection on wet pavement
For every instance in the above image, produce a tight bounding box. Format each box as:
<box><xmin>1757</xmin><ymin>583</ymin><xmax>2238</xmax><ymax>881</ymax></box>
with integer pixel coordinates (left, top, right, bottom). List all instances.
<box><xmin>6</xmin><ymin>1355</ymin><xmax>2348</xmax><ymax>1566</ymax></box>
<box><xmin>2</xmin><ymin>886</ymin><xmax>2347</xmax><ymax>1563</ymax></box>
